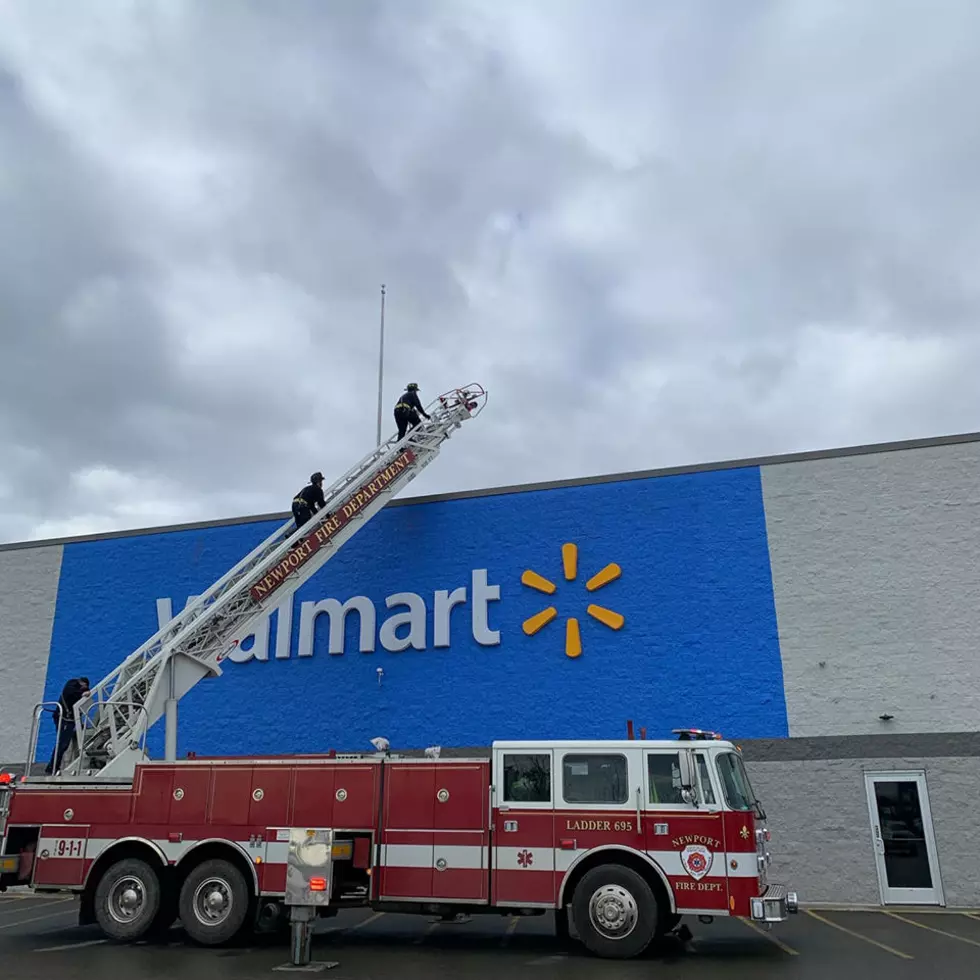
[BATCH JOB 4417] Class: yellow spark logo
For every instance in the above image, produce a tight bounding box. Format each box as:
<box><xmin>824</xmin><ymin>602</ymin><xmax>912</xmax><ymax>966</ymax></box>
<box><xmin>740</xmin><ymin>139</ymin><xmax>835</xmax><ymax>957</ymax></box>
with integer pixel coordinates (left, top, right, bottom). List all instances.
<box><xmin>521</xmin><ymin>542</ymin><xmax>625</xmax><ymax>658</ymax></box>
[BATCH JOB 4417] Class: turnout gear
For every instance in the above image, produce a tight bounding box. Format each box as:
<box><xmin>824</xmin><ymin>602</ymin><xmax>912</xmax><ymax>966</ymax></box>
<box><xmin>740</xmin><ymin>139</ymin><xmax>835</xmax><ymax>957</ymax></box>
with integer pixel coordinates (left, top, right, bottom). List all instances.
<box><xmin>45</xmin><ymin>676</ymin><xmax>90</xmax><ymax>774</ymax></box>
<box><xmin>394</xmin><ymin>383</ymin><xmax>431</xmax><ymax>441</ymax></box>
<box><xmin>291</xmin><ymin>473</ymin><xmax>327</xmax><ymax>531</ymax></box>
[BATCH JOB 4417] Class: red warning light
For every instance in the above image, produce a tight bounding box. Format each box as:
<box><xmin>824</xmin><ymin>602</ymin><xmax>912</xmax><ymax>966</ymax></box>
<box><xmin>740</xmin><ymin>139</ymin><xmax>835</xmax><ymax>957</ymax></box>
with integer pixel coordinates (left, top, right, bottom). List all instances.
<box><xmin>308</xmin><ymin>876</ymin><xmax>327</xmax><ymax>892</ymax></box>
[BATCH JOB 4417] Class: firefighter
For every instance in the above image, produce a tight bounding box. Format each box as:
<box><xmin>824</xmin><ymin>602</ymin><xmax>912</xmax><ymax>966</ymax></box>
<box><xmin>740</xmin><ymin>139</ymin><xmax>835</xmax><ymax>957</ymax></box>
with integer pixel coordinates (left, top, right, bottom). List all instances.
<box><xmin>45</xmin><ymin>676</ymin><xmax>89</xmax><ymax>775</ymax></box>
<box><xmin>291</xmin><ymin>472</ymin><xmax>327</xmax><ymax>532</ymax></box>
<box><xmin>393</xmin><ymin>382</ymin><xmax>431</xmax><ymax>441</ymax></box>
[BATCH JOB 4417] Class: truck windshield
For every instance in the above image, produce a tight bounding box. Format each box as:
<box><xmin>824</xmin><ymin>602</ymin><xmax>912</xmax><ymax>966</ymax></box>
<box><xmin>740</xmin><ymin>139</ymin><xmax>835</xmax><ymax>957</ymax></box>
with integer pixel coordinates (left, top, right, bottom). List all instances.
<box><xmin>716</xmin><ymin>752</ymin><xmax>765</xmax><ymax>818</ymax></box>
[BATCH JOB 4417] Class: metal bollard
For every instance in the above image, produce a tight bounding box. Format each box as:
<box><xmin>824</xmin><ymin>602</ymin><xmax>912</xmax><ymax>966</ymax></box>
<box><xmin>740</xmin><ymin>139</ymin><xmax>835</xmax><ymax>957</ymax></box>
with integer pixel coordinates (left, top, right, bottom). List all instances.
<box><xmin>289</xmin><ymin>906</ymin><xmax>315</xmax><ymax>966</ymax></box>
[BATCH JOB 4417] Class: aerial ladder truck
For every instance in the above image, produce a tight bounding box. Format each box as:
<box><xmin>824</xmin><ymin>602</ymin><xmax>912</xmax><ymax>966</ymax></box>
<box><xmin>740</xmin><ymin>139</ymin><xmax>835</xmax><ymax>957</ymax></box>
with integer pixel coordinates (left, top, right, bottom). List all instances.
<box><xmin>1</xmin><ymin>381</ymin><xmax>799</xmax><ymax>964</ymax></box>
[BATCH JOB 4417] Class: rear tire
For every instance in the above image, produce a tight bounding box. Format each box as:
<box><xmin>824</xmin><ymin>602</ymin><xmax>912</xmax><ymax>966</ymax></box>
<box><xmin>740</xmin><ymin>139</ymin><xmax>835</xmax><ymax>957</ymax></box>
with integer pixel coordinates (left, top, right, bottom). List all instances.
<box><xmin>571</xmin><ymin>864</ymin><xmax>658</xmax><ymax>960</ymax></box>
<box><xmin>178</xmin><ymin>858</ymin><xmax>250</xmax><ymax>946</ymax></box>
<box><xmin>93</xmin><ymin>857</ymin><xmax>162</xmax><ymax>942</ymax></box>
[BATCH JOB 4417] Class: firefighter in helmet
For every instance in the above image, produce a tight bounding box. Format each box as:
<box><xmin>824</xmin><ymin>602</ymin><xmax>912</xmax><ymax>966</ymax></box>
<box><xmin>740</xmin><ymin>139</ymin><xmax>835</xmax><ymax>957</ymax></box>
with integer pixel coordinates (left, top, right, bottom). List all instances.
<box><xmin>393</xmin><ymin>382</ymin><xmax>430</xmax><ymax>441</ymax></box>
<box><xmin>291</xmin><ymin>472</ymin><xmax>327</xmax><ymax>532</ymax></box>
<box><xmin>45</xmin><ymin>676</ymin><xmax>89</xmax><ymax>774</ymax></box>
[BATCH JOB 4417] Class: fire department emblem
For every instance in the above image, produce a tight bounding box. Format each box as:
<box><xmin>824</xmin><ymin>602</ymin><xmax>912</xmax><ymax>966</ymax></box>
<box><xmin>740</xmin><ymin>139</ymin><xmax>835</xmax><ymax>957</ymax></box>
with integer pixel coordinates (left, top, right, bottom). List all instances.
<box><xmin>681</xmin><ymin>844</ymin><xmax>713</xmax><ymax>881</ymax></box>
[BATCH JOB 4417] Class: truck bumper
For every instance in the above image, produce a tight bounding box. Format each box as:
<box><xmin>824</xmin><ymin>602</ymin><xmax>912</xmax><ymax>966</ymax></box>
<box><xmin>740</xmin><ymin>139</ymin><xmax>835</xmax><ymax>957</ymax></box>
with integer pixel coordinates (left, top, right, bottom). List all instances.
<box><xmin>749</xmin><ymin>884</ymin><xmax>799</xmax><ymax>922</ymax></box>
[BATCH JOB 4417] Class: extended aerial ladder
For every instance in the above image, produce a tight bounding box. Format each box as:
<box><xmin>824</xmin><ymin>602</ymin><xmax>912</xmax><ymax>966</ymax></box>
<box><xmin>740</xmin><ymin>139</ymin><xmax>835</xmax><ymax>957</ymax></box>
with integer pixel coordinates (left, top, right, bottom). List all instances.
<box><xmin>46</xmin><ymin>384</ymin><xmax>487</xmax><ymax>781</ymax></box>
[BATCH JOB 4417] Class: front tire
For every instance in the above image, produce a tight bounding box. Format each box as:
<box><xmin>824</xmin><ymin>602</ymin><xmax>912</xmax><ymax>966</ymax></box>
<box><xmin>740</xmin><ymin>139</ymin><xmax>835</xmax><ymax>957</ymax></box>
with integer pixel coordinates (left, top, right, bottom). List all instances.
<box><xmin>571</xmin><ymin>864</ymin><xmax>658</xmax><ymax>959</ymax></box>
<box><xmin>93</xmin><ymin>857</ymin><xmax>162</xmax><ymax>942</ymax></box>
<box><xmin>178</xmin><ymin>858</ymin><xmax>250</xmax><ymax>946</ymax></box>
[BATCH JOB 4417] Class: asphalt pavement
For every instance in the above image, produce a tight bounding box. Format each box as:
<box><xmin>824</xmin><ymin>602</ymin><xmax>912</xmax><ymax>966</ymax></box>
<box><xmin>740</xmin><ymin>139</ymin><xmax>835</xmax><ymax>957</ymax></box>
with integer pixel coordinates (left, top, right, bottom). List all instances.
<box><xmin>3</xmin><ymin>890</ymin><xmax>980</xmax><ymax>979</ymax></box>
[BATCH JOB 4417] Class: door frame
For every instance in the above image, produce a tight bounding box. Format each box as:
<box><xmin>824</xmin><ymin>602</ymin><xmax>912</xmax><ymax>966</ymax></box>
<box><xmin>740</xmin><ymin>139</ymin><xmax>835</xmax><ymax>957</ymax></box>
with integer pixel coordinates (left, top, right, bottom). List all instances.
<box><xmin>490</xmin><ymin>747</ymin><xmax>556</xmax><ymax>907</ymax></box>
<box><xmin>863</xmin><ymin>769</ymin><xmax>944</xmax><ymax>907</ymax></box>
<box><xmin>639</xmin><ymin>746</ymin><xmax>730</xmax><ymax>915</ymax></box>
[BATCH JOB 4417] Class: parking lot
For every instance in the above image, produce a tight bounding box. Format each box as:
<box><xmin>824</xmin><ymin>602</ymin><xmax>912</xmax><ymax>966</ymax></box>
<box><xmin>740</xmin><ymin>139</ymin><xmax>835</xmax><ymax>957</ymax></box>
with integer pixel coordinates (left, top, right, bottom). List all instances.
<box><xmin>3</xmin><ymin>892</ymin><xmax>980</xmax><ymax>979</ymax></box>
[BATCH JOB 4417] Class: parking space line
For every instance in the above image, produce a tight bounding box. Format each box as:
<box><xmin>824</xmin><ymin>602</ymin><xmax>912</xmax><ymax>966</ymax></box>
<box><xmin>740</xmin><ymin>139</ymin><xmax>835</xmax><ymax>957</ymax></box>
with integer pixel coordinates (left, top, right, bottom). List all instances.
<box><xmin>737</xmin><ymin>917</ymin><xmax>799</xmax><ymax>955</ymax></box>
<box><xmin>0</xmin><ymin>895</ymin><xmax>64</xmax><ymax>904</ymax></box>
<box><xmin>805</xmin><ymin>909</ymin><xmax>913</xmax><ymax>960</ymax></box>
<box><xmin>413</xmin><ymin>920</ymin><xmax>440</xmax><ymax>945</ymax></box>
<box><xmin>34</xmin><ymin>939</ymin><xmax>108</xmax><ymax>952</ymax></box>
<box><xmin>0</xmin><ymin>898</ymin><xmax>77</xmax><ymax>932</ymax></box>
<box><xmin>500</xmin><ymin>916</ymin><xmax>520</xmax><ymax>947</ymax></box>
<box><xmin>883</xmin><ymin>910</ymin><xmax>980</xmax><ymax>948</ymax></box>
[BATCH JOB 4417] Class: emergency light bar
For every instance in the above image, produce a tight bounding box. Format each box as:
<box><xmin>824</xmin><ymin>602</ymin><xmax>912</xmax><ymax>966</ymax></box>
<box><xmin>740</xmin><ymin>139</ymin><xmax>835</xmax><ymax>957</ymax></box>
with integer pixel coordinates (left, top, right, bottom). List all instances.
<box><xmin>673</xmin><ymin>728</ymin><xmax>723</xmax><ymax>741</ymax></box>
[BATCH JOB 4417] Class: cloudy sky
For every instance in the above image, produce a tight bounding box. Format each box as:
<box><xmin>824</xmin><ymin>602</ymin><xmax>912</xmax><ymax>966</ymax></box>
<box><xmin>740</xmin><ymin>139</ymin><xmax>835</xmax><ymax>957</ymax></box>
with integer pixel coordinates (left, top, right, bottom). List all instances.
<box><xmin>2</xmin><ymin>0</ymin><xmax>979</xmax><ymax>544</ymax></box>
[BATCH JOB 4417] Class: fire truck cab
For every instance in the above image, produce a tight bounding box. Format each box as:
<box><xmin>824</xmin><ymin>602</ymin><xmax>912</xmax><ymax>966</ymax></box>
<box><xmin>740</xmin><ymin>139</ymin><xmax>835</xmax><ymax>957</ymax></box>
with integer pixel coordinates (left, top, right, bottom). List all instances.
<box><xmin>0</xmin><ymin>729</ymin><xmax>796</xmax><ymax>960</ymax></box>
<box><xmin>488</xmin><ymin>732</ymin><xmax>796</xmax><ymax>955</ymax></box>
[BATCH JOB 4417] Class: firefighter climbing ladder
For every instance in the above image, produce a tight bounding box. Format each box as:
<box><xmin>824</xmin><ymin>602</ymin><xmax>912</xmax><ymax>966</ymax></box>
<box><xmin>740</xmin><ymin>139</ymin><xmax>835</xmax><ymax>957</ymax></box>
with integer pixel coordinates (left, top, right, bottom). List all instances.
<box><xmin>51</xmin><ymin>385</ymin><xmax>487</xmax><ymax>781</ymax></box>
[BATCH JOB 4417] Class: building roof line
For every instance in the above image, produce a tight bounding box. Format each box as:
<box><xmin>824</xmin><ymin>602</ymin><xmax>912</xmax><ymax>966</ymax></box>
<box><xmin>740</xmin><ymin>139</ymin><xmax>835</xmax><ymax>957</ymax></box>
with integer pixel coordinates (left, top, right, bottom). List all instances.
<box><xmin>3</xmin><ymin>427</ymin><xmax>979</xmax><ymax>553</ymax></box>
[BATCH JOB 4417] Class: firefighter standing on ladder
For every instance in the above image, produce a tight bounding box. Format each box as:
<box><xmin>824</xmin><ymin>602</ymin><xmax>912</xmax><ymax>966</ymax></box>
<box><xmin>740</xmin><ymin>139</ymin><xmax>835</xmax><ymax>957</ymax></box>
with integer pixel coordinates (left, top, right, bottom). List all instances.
<box><xmin>44</xmin><ymin>676</ymin><xmax>89</xmax><ymax>774</ymax></box>
<box><xmin>394</xmin><ymin>382</ymin><xmax>430</xmax><ymax>441</ymax></box>
<box><xmin>291</xmin><ymin>472</ymin><xmax>327</xmax><ymax>533</ymax></box>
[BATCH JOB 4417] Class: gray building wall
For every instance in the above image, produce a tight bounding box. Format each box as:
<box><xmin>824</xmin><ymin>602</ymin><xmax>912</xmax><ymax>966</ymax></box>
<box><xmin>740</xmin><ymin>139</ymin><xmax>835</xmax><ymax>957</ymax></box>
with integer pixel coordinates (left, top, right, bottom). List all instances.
<box><xmin>743</xmin><ymin>734</ymin><xmax>980</xmax><ymax>907</ymax></box>
<box><xmin>761</xmin><ymin>439</ymin><xmax>980</xmax><ymax>738</ymax></box>
<box><xmin>0</xmin><ymin>545</ymin><xmax>63</xmax><ymax>765</ymax></box>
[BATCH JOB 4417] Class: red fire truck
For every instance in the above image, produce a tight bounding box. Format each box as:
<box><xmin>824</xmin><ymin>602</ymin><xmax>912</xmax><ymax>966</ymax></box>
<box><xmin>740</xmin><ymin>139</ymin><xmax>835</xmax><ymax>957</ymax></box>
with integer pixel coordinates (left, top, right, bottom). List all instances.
<box><xmin>0</xmin><ymin>729</ymin><xmax>797</xmax><ymax>959</ymax></box>
<box><xmin>0</xmin><ymin>386</ymin><xmax>797</xmax><ymax>960</ymax></box>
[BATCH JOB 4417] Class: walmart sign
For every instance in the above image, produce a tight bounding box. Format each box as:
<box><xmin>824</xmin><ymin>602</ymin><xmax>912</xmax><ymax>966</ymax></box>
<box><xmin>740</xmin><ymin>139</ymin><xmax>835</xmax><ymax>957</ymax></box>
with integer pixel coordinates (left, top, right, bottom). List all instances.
<box><xmin>42</xmin><ymin>465</ymin><xmax>791</xmax><ymax>755</ymax></box>
<box><xmin>155</xmin><ymin>569</ymin><xmax>503</xmax><ymax>661</ymax></box>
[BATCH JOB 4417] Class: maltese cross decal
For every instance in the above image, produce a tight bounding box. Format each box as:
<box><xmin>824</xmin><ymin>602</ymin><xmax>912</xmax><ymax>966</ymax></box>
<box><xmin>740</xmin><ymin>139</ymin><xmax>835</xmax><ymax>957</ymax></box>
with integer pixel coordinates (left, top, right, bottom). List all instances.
<box><xmin>681</xmin><ymin>844</ymin><xmax>713</xmax><ymax>881</ymax></box>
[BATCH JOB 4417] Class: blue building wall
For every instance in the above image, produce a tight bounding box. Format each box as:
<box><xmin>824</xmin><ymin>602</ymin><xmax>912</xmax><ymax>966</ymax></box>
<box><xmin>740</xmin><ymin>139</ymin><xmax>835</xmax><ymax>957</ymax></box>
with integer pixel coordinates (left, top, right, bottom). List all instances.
<box><xmin>41</xmin><ymin>465</ymin><xmax>789</xmax><ymax>758</ymax></box>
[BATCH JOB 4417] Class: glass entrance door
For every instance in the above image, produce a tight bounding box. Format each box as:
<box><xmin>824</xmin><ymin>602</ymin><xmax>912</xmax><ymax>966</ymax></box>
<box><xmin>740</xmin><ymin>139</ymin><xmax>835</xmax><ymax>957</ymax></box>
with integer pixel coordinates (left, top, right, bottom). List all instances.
<box><xmin>863</xmin><ymin>771</ymin><xmax>944</xmax><ymax>905</ymax></box>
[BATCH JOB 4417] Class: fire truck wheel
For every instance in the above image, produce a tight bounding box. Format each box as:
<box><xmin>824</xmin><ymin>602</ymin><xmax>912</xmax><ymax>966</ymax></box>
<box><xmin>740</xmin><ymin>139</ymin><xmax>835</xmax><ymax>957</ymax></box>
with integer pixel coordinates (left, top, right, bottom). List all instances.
<box><xmin>93</xmin><ymin>857</ymin><xmax>162</xmax><ymax>942</ymax></box>
<box><xmin>571</xmin><ymin>864</ymin><xmax>658</xmax><ymax>960</ymax></box>
<box><xmin>178</xmin><ymin>859</ymin><xmax>250</xmax><ymax>946</ymax></box>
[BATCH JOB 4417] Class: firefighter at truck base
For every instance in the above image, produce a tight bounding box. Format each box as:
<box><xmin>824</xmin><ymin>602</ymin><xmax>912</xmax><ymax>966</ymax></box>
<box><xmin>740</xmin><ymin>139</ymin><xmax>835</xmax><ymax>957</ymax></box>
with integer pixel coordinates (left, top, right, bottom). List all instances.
<box><xmin>44</xmin><ymin>676</ymin><xmax>89</xmax><ymax>775</ymax></box>
<box><xmin>394</xmin><ymin>382</ymin><xmax>430</xmax><ymax>440</ymax></box>
<box><xmin>291</xmin><ymin>472</ymin><xmax>328</xmax><ymax>534</ymax></box>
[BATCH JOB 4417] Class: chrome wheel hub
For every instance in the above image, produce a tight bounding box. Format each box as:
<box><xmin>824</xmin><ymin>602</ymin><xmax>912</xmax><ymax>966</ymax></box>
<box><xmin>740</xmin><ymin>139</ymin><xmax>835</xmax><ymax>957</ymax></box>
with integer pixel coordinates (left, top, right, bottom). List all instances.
<box><xmin>108</xmin><ymin>876</ymin><xmax>145</xmax><ymax>924</ymax></box>
<box><xmin>193</xmin><ymin>877</ymin><xmax>233</xmax><ymax>926</ymax></box>
<box><xmin>588</xmin><ymin>883</ymin><xmax>639</xmax><ymax>940</ymax></box>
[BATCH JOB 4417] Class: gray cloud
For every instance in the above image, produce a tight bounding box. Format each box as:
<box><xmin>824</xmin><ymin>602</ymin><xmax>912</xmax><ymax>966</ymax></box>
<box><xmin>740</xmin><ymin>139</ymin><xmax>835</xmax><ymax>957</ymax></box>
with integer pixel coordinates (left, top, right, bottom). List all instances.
<box><xmin>2</xmin><ymin>0</ymin><xmax>980</xmax><ymax>543</ymax></box>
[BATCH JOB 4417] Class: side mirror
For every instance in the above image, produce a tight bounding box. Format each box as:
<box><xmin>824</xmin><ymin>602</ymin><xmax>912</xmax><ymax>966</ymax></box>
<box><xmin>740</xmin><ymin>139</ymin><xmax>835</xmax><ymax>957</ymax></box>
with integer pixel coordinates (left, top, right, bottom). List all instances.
<box><xmin>677</xmin><ymin>751</ymin><xmax>699</xmax><ymax>806</ymax></box>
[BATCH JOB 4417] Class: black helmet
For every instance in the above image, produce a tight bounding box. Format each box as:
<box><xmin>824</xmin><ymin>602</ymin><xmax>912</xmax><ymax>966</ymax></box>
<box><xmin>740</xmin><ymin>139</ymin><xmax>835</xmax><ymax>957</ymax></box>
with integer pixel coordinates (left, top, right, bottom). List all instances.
<box><xmin>406</xmin><ymin>382</ymin><xmax>419</xmax><ymax>390</ymax></box>
<box><xmin>311</xmin><ymin>472</ymin><xmax>324</xmax><ymax>484</ymax></box>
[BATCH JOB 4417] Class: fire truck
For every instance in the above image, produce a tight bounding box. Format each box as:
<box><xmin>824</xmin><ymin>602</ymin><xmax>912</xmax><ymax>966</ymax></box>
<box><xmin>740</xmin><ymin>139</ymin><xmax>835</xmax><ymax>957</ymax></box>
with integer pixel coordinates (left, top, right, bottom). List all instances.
<box><xmin>0</xmin><ymin>383</ymin><xmax>798</xmax><ymax>961</ymax></box>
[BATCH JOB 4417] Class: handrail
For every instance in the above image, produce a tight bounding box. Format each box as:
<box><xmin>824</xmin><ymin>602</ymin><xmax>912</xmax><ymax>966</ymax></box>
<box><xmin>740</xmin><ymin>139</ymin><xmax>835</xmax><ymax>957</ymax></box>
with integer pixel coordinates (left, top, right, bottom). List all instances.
<box><xmin>25</xmin><ymin>701</ymin><xmax>62</xmax><ymax>775</ymax></box>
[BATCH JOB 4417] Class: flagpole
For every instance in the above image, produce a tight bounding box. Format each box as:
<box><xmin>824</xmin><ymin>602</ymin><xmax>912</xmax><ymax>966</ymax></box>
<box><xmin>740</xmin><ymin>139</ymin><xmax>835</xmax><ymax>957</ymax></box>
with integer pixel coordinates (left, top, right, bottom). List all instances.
<box><xmin>375</xmin><ymin>283</ymin><xmax>386</xmax><ymax>447</ymax></box>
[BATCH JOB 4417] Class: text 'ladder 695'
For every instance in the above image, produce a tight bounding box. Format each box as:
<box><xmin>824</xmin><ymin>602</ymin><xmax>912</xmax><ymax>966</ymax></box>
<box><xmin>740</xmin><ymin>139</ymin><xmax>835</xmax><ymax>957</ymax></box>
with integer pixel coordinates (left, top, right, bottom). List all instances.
<box><xmin>58</xmin><ymin>384</ymin><xmax>487</xmax><ymax>780</ymax></box>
